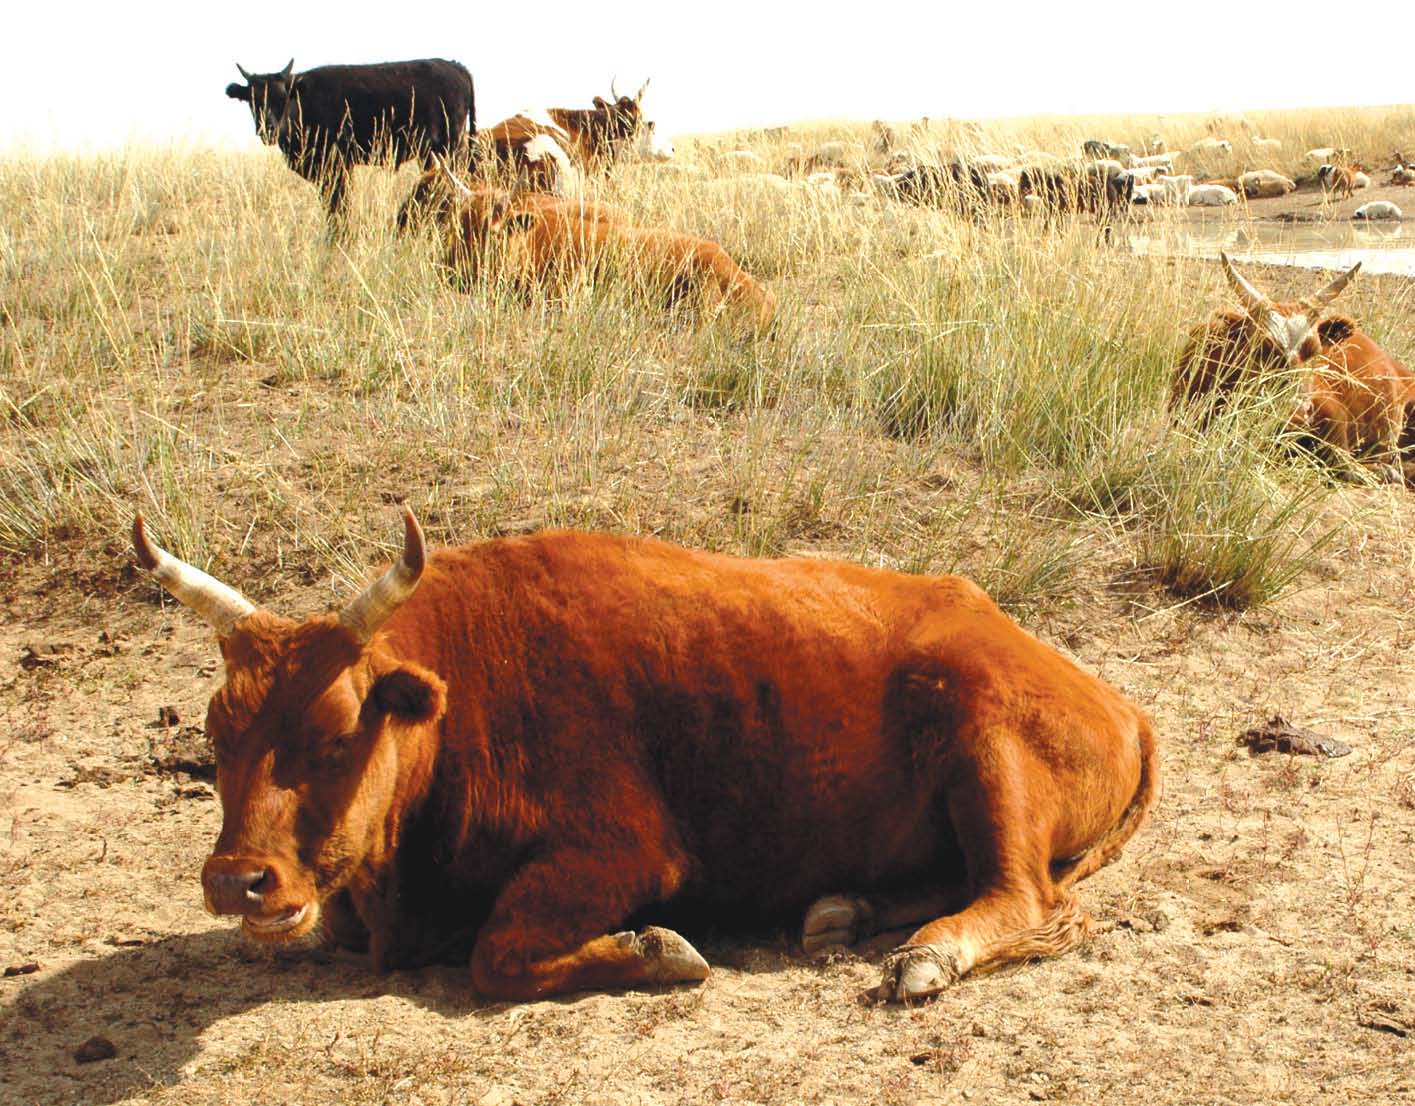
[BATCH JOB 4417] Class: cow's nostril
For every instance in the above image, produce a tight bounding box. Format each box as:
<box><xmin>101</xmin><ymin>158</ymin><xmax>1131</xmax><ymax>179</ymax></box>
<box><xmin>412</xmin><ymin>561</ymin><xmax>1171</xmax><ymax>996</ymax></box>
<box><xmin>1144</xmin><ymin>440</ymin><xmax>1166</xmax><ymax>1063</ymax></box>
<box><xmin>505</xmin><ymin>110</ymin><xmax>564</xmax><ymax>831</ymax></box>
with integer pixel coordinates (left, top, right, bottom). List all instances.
<box><xmin>203</xmin><ymin>860</ymin><xmax>284</xmax><ymax>915</ymax></box>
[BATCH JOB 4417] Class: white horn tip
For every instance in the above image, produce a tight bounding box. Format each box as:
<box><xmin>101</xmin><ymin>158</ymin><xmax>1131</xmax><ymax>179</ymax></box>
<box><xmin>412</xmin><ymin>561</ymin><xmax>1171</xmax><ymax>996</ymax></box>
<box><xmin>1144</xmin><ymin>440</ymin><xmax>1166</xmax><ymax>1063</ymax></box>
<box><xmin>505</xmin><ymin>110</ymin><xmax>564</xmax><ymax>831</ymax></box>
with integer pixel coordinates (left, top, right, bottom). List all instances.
<box><xmin>400</xmin><ymin>506</ymin><xmax>426</xmax><ymax>575</ymax></box>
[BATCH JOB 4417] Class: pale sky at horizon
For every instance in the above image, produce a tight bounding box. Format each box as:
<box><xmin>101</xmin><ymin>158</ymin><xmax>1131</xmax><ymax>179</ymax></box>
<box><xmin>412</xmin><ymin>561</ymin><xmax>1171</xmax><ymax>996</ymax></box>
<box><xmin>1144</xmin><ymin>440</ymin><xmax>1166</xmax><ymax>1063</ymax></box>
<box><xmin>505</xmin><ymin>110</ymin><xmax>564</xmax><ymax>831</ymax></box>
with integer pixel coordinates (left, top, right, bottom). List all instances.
<box><xmin>3</xmin><ymin>3</ymin><xmax>1410</xmax><ymax>153</ymax></box>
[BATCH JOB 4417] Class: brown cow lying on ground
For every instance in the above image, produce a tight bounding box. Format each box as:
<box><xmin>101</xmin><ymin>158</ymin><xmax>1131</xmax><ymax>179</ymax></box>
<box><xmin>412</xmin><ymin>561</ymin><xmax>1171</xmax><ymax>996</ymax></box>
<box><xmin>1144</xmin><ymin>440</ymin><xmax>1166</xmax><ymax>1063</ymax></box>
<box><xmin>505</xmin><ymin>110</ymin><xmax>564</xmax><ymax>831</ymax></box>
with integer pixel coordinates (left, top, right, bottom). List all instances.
<box><xmin>1173</xmin><ymin>254</ymin><xmax>1415</xmax><ymax>482</ymax></box>
<box><xmin>419</xmin><ymin>166</ymin><xmax>777</xmax><ymax>334</ymax></box>
<box><xmin>132</xmin><ymin>508</ymin><xmax>1158</xmax><ymax>1002</ymax></box>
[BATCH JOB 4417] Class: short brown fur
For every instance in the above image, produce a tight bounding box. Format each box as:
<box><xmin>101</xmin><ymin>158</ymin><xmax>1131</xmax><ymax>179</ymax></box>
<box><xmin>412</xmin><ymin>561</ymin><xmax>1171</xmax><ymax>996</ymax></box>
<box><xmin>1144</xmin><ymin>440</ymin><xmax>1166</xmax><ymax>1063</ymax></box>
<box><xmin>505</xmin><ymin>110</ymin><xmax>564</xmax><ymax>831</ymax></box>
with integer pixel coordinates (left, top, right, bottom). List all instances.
<box><xmin>1300</xmin><ymin>318</ymin><xmax>1415</xmax><ymax>481</ymax></box>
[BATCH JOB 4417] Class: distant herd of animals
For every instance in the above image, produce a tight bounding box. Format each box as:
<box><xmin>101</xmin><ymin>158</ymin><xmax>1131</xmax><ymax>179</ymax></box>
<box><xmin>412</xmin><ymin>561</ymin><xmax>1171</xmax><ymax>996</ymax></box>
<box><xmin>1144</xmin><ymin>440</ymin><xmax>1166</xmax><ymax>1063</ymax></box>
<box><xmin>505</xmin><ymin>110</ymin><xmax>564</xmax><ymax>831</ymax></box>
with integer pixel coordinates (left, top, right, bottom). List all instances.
<box><xmin>135</xmin><ymin>56</ymin><xmax>1415</xmax><ymax>1005</ymax></box>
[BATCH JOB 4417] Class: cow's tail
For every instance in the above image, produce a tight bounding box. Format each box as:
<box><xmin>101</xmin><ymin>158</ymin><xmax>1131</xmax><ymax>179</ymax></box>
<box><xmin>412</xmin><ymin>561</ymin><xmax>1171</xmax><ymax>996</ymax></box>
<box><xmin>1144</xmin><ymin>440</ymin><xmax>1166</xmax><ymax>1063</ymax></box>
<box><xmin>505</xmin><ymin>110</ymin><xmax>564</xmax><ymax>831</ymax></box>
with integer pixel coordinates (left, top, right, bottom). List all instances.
<box><xmin>465</xmin><ymin>65</ymin><xmax>476</xmax><ymax>138</ymax></box>
<box><xmin>1055</xmin><ymin>712</ymin><xmax>1160</xmax><ymax>891</ymax></box>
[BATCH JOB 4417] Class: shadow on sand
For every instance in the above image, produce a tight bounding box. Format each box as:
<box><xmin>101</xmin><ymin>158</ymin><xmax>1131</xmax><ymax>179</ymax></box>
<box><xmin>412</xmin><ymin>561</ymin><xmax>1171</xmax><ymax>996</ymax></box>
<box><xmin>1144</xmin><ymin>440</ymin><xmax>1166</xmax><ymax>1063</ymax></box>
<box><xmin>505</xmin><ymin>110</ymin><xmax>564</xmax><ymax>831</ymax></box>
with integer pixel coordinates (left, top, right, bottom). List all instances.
<box><xmin>0</xmin><ymin>921</ymin><xmax>873</xmax><ymax>1105</ymax></box>
<box><xmin>0</xmin><ymin>927</ymin><xmax>486</xmax><ymax>1105</ymax></box>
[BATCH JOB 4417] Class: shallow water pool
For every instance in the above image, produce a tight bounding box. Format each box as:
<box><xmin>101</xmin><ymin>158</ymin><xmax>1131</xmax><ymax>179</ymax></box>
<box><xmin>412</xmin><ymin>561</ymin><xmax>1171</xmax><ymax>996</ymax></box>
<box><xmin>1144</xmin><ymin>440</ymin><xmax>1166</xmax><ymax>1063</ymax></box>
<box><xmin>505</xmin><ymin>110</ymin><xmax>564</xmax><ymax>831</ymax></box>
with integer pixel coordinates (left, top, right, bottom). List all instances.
<box><xmin>1128</xmin><ymin>219</ymin><xmax>1415</xmax><ymax>277</ymax></box>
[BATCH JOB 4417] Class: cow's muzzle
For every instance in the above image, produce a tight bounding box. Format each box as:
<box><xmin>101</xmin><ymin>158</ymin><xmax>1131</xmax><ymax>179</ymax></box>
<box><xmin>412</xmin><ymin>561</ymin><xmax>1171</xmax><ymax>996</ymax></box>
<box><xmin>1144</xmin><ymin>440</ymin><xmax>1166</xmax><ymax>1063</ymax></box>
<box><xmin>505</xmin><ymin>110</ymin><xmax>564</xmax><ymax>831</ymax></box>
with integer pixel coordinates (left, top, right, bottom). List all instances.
<box><xmin>203</xmin><ymin>855</ymin><xmax>280</xmax><ymax>915</ymax></box>
<box><xmin>203</xmin><ymin>855</ymin><xmax>319</xmax><ymax>941</ymax></box>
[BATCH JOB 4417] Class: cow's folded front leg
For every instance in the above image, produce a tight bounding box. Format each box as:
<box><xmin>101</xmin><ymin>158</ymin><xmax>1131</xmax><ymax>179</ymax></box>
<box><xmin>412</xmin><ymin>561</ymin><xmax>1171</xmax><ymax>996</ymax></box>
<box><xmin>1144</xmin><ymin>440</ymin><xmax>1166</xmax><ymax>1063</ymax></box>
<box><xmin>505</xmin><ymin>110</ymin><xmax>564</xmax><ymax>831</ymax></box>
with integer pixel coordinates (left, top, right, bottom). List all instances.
<box><xmin>469</xmin><ymin>844</ymin><xmax>705</xmax><ymax>1000</ymax></box>
<box><xmin>473</xmin><ymin>925</ymin><xmax>708</xmax><ymax>1001</ymax></box>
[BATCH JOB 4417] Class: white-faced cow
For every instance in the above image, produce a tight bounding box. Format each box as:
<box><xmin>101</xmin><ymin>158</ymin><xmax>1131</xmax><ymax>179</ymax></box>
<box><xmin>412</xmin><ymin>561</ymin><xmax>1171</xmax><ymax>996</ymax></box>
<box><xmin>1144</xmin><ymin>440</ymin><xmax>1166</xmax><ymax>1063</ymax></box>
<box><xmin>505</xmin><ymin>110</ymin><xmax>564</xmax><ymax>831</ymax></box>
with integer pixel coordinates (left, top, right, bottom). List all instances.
<box><xmin>226</xmin><ymin>58</ymin><xmax>476</xmax><ymax>220</ymax></box>
<box><xmin>483</xmin><ymin>81</ymin><xmax>672</xmax><ymax>194</ymax></box>
<box><xmin>132</xmin><ymin>510</ymin><xmax>1158</xmax><ymax>1003</ymax></box>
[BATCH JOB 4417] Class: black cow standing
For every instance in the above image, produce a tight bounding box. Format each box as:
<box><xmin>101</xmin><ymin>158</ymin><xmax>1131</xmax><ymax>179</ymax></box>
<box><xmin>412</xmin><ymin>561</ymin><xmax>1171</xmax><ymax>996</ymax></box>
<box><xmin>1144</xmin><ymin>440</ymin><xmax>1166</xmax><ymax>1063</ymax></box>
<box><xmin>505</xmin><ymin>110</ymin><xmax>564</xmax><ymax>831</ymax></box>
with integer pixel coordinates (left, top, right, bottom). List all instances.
<box><xmin>226</xmin><ymin>58</ymin><xmax>476</xmax><ymax>221</ymax></box>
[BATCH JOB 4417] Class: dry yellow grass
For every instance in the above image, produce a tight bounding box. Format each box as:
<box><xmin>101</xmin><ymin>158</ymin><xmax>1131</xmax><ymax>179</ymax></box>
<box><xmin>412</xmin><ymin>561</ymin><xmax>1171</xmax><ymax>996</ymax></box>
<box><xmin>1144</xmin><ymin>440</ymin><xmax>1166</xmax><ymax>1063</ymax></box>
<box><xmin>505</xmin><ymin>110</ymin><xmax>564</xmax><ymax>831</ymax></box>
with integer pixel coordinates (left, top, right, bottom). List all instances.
<box><xmin>10</xmin><ymin>101</ymin><xmax>1413</xmax><ymax>610</ymax></box>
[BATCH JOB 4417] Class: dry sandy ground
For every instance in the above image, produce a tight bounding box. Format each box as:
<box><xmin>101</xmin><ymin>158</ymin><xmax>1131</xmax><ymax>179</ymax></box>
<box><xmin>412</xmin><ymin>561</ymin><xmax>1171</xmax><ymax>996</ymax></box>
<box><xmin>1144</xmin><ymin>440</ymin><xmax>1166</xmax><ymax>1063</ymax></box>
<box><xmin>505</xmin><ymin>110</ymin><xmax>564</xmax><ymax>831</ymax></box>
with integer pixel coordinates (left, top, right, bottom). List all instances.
<box><xmin>1</xmin><ymin>486</ymin><xmax>1413</xmax><ymax>1106</ymax></box>
<box><xmin>2</xmin><ymin>181</ymin><xmax>1415</xmax><ymax>1106</ymax></box>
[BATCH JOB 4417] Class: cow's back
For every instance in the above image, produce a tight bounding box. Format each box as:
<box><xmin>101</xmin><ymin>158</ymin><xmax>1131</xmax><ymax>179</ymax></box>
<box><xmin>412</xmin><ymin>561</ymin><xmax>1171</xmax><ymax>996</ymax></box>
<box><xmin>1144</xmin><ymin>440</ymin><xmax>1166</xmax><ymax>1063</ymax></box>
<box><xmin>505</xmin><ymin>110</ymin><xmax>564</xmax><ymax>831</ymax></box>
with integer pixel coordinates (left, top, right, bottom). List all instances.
<box><xmin>291</xmin><ymin>59</ymin><xmax>474</xmax><ymax>155</ymax></box>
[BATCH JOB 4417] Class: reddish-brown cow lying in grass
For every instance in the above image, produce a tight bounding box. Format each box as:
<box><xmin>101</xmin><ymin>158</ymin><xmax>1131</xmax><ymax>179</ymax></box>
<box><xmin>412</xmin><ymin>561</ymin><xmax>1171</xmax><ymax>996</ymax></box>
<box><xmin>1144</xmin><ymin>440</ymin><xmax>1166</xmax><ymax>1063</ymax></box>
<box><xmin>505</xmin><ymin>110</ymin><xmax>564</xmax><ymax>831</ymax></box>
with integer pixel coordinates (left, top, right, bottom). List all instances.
<box><xmin>132</xmin><ymin>508</ymin><xmax>1158</xmax><ymax>1002</ymax></box>
<box><xmin>1173</xmin><ymin>254</ymin><xmax>1415</xmax><ymax>482</ymax></box>
<box><xmin>1300</xmin><ymin>316</ymin><xmax>1415</xmax><ymax>483</ymax></box>
<box><xmin>422</xmin><ymin>167</ymin><xmax>777</xmax><ymax>334</ymax></box>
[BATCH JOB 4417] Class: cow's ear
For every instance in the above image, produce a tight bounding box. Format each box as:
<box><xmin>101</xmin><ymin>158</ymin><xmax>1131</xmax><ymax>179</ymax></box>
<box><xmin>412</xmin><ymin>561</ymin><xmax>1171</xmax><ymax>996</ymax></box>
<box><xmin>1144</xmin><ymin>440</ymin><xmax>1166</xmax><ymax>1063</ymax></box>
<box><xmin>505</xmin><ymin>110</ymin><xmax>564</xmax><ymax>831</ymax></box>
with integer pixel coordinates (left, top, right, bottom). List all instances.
<box><xmin>1317</xmin><ymin>316</ymin><xmax>1355</xmax><ymax>346</ymax></box>
<box><xmin>371</xmin><ymin>663</ymin><xmax>447</xmax><ymax>726</ymax></box>
<box><xmin>226</xmin><ymin>83</ymin><xmax>251</xmax><ymax>102</ymax></box>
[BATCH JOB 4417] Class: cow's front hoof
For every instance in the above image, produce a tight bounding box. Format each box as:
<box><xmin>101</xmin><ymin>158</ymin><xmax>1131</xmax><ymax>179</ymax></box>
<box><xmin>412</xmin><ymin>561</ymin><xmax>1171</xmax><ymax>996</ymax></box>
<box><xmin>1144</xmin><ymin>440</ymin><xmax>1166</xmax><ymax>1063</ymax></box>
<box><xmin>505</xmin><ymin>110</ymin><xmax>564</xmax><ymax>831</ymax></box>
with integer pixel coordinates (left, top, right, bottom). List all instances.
<box><xmin>613</xmin><ymin>926</ymin><xmax>710</xmax><ymax>984</ymax></box>
<box><xmin>802</xmin><ymin>894</ymin><xmax>875</xmax><ymax>953</ymax></box>
<box><xmin>867</xmin><ymin>943</ymin><xmax>960</xmax><ymax>1003</ymax></box>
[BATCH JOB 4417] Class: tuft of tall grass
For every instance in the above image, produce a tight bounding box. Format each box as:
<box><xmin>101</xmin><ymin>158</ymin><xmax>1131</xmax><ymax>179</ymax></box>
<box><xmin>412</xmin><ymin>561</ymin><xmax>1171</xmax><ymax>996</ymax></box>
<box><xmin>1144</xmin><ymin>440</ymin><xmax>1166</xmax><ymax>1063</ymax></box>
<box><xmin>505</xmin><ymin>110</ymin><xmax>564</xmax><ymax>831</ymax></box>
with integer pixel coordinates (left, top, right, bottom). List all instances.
<box><xmin>1138</xmin><ymin>434</ymin><xmax>1337</xmax><ymax>609</ymax></box>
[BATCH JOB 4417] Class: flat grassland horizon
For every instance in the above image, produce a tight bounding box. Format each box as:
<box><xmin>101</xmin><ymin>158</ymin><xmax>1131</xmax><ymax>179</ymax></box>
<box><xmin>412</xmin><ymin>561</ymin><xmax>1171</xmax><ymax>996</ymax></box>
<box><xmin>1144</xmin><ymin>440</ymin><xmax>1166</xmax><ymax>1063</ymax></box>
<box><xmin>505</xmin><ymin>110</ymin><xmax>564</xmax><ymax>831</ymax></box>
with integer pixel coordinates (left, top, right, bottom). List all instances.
<box><xmin>0</xmin><ymin>102</ymin><xmax>1413</xmax><ymax>1106</ymax></box>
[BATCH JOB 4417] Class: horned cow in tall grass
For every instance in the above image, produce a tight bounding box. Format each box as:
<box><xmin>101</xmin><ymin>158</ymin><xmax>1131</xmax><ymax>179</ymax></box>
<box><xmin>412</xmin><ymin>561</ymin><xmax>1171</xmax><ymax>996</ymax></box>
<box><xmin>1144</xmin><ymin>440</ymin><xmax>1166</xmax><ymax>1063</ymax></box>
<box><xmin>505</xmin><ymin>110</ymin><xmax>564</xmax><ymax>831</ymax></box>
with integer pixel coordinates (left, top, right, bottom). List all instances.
<box><xmin>1172</xmin><ymin>253</ymin><xmax>1359</xmax><ymax>419</ymax></box>
<box><xmin>481</xmin><ymin>82</ymin><xmax>672</xmax><ymax>196</ymax></box>
<box><xmin>225</xmin><ymin>58</ymin><xmax>476</xmax><ymax>221</ymax></box>
<box><xmin>1173</xmin><ymin>255</ymin><xmax>1415</xmax><ymax>483</ymax></box>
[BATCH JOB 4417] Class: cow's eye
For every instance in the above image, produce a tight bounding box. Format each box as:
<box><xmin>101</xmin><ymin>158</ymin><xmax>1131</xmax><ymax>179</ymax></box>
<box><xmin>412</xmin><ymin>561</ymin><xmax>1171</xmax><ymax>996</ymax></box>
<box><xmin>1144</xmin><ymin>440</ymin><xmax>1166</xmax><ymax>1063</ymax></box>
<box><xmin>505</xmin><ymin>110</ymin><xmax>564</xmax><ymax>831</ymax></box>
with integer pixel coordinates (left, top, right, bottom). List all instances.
<box><xmin>327</xmin><ymin>732</ymin><xmax>357</xmax><ymax>753</ymax></box>
<box><xmin>309</xmin><ymin>731</ymin><xmax>359</xmax><ymax>765</ymax></box>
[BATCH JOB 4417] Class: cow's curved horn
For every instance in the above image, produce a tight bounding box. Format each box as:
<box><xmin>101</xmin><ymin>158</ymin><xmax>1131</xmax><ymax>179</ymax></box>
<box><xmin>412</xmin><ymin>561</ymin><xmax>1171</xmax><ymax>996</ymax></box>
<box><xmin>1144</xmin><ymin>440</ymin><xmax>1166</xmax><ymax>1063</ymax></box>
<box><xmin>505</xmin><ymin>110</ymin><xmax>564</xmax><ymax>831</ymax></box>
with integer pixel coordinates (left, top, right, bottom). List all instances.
<box><xmin>1304</xmin><ymin>262</ymin><xmax>1360</xmax><ymax>310</ymax></box>
<box><xmin>281</xmin><ymin>58</ymin><xmax>294</xmax><ymax>80</ymax></box>
<box><xmin>434</xmin><ymin>151</ymin><xmax>472</xmax><ymax>198</ymax></box>
<box><xmin>236</xmin><ymin>62</ymin><xmax>252</xmax><ymax>83</ymax></box>
<box><xmin>133</xmin><ymin>517</ymin><xmax>256</xmax><ymax>637</ymax></box>
<box><xmin>1220</xmin><ymin>252</ymin><xmax>1269</xmax><ymax>315</ymax></box>
<box><xmin>610</xmin><ymin>76</ymin><xmax>619</xmax><ymax>101</ymax></box>
<box><xmin>338</xmin><ymin>507</ymin><xmax>426</xmax><ymax>644</ymax></box>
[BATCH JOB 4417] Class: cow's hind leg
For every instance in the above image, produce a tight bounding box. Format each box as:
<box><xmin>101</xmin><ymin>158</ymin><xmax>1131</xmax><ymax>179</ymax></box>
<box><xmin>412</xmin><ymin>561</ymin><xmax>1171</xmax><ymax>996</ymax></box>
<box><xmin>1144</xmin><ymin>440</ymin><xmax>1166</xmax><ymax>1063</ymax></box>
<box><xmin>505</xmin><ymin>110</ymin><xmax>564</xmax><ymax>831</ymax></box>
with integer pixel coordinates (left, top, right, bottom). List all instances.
<box><xmin>870</xmin><ymin>888</ymin><xmax>1091</xmax><ymax>1002</ymax></box>
<box><xmin>868</xmin><ymin>753</ymin><xmax>1091</xmax><ymax>1003</ymax></box>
